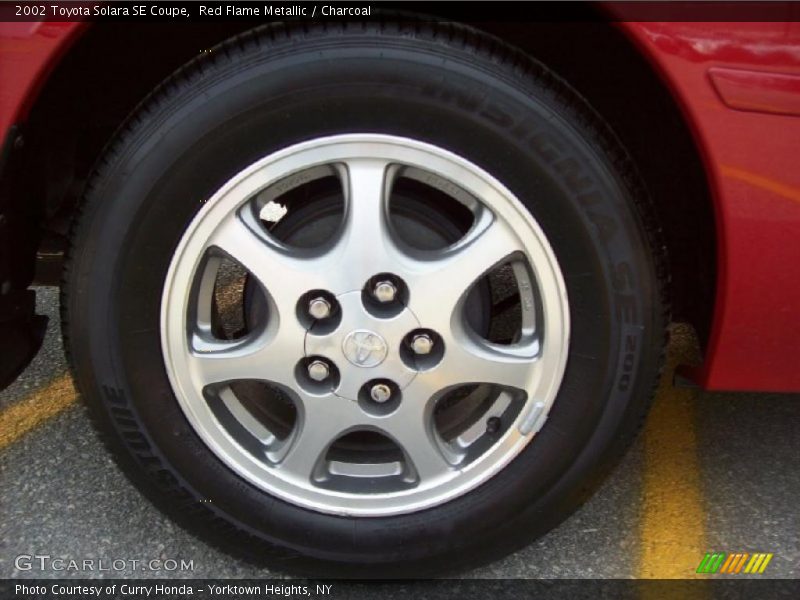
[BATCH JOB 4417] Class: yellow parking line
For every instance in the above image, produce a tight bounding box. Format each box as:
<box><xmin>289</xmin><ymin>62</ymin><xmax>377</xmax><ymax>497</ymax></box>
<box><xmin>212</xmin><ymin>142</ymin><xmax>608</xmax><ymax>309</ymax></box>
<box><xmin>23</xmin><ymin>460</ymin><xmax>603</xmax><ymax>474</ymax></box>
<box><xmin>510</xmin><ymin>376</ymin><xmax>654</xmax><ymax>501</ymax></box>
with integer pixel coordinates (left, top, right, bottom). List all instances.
<box><xmin>638</xmin><ymin>325</ymin><xmax>706</xmax><ymax>579</ymax></box>
<box><xmin>0</xmin><ymin>373</ymin><xmax>77</xmax><ymax>450</ymax></box>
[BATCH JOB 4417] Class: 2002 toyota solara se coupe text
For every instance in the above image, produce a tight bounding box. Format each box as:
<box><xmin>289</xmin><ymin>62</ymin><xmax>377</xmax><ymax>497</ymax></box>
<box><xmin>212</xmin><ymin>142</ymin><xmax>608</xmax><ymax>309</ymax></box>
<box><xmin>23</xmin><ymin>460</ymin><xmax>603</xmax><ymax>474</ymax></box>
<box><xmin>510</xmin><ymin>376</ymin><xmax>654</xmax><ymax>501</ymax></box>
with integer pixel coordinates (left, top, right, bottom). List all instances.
<box><xmin>0</xmin><ymin>9</ymin><xmax>798</xmax><ymax>576</ymax></box>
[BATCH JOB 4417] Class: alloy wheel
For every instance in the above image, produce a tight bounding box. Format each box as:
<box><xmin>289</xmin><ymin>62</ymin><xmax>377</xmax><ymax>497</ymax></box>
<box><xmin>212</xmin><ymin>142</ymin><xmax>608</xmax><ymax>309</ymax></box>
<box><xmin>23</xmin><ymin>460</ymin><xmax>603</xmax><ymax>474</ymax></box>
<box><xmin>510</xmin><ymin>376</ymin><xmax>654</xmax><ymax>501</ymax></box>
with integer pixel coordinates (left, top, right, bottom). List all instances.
<box><xmin>160</xmin><ymin>134</ymin><xmax>570</xmax><ymax>516</ymax></box>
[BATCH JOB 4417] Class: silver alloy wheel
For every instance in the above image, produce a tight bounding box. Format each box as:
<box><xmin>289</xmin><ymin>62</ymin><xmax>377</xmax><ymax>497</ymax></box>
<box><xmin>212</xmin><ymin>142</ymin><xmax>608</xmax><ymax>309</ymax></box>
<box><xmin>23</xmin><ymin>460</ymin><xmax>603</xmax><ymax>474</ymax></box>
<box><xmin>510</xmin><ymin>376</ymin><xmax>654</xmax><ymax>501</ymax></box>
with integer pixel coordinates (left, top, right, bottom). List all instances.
<box><xmin>161</xmin><ymin>134</ymin><xmax>570</xmax><ymax>516</ymax></box>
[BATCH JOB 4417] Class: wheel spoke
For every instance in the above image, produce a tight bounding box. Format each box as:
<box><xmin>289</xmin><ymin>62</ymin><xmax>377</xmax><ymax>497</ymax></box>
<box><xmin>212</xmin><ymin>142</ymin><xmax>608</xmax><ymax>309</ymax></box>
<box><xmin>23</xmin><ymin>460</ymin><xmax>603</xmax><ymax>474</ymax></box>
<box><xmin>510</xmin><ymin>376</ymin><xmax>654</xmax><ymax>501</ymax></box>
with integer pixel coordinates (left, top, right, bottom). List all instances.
<box><xmin>188</xmin><ymin>334</ymin><xmax>301</xmax><ymax>389</ymax></box>
<box><xmin>217</xmin><ymin>386</ymin><xmax>291</xmax><ymax>460</ymax></box>
<box><xmin>407</xmin><ymin>211</ymin><xmax>524</xmax><ymax>328</ymax></box>
<box><xmin>331</xmin><ymin>159</ymin><xmax>403</xmax><ymax>276</ymax></box>
<box><xmin>278</xmin><ymin>398</ymin><xmax>358</xmax><ymax>482</ymax></box>
<box><xmin>381</xmin><ymin>403</ymin><xmax>455</xmax><ymax>482</ymax></box>
<box><xmin>208</xmin><ymin>214</ymin><xmax>322</xmax><ymax>304</ymax></box>
<box><xmin>414</xmin><ymin>338</ymin><xmax>539</xmax><ymax>398</ymax></box>
<box><xmin>454</xmin><ymin>337</ymin><xmax>538</xmax><ymax>391</ymax></box>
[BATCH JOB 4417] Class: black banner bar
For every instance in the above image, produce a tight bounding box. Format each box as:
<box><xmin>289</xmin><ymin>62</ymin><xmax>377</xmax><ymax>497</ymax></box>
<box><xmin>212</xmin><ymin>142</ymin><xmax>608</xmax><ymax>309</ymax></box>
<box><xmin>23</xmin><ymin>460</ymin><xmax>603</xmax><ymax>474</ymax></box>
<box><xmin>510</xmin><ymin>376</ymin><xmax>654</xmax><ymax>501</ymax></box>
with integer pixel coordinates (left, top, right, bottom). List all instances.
<box><xmin>3</xmin><ymin>579</ymin><xmax>800</xmax><ymax>600</ymax></box>
<box><xmin>2</xmin><ymin>1</ymin><xmax>800</xmax><ymax>23</ymax></box>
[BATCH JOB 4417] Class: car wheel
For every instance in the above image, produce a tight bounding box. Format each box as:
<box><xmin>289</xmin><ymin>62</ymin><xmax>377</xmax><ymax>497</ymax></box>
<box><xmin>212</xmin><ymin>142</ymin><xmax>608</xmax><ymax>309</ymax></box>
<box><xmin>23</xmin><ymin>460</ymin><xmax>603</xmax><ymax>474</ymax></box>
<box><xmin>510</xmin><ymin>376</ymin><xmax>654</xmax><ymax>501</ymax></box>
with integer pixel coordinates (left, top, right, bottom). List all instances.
<box><xmin>63</xmin><ymin>22</ymin><xmax>668</xmax><ymax>576</ymax></box>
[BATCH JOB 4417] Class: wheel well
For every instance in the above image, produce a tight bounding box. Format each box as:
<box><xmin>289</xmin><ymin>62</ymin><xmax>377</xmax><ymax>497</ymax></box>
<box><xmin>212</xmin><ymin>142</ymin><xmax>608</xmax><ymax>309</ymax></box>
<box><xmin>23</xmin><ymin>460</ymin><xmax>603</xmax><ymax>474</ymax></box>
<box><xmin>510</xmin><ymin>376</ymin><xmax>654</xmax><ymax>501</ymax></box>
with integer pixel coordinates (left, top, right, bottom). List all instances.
<box><xmin>480</xmin><ymin>21</ymin><xmax>716</xmax><ymax>349</ymax></box>
<box><xmin>21</xmin><ymin>20</ymin><xmax>715</xmax><ymax>349</ymax></box>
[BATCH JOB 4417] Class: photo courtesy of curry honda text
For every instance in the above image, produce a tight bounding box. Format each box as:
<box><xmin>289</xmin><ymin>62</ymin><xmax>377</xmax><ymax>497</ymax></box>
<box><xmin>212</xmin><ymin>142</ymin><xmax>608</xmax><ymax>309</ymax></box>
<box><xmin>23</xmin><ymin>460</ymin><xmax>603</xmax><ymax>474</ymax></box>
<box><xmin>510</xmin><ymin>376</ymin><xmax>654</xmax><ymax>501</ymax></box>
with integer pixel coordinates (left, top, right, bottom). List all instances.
<box><xmin>1</xmin><ymin>10</ymin><xmax>799</xmax><ymax>576</ymax></box>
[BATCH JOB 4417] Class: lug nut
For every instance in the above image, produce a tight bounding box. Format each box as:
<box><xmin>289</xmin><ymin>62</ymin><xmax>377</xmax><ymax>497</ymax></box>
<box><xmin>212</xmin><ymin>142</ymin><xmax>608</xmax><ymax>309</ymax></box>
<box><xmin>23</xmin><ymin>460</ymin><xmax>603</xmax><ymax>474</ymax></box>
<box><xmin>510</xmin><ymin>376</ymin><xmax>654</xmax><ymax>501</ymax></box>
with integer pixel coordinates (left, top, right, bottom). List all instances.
<box><xmin>411</xmin><ymin>334</ymin><xmax>434</xmax><ymax>355</ymax></box>
<box><xmin>308</xmin><ymin>297</ymin><xmax>332</xmax><ymax>320</ymax></box>
<box><xmin>373</xmin><ymin>280</ymin><xmax>397</xmax><ymax>303</ymax></box>
<box><xmin>307</xmin><ymin>360</ymin><xmax>330</xmax><ymax>382</ymax></box>
<box><xmin>370</xmin><ymin>383</ymin><xmax>393</xmax><ymax>403</ymax></box>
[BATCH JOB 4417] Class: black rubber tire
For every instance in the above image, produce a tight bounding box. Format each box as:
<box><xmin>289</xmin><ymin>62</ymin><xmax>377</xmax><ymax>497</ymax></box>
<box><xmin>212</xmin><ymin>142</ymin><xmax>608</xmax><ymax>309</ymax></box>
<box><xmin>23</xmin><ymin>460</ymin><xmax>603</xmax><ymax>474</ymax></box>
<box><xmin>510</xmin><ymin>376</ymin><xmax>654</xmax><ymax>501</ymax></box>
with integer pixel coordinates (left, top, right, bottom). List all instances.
<box><xmin>62</xmin><ymin>22</ymin><xmax>668</xmax><ymax>577</ymax></box>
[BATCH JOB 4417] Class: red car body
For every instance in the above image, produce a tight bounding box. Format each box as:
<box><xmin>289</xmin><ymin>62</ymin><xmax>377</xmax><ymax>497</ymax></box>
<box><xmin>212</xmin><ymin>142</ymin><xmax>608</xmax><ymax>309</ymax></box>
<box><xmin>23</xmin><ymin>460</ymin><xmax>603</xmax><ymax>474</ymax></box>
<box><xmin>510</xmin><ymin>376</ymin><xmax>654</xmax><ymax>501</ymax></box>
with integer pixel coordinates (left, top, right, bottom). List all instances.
<box><xmin>1</xmin><ymin>19</ymin><xmax>799</xmax><ymax>393</ymax></box>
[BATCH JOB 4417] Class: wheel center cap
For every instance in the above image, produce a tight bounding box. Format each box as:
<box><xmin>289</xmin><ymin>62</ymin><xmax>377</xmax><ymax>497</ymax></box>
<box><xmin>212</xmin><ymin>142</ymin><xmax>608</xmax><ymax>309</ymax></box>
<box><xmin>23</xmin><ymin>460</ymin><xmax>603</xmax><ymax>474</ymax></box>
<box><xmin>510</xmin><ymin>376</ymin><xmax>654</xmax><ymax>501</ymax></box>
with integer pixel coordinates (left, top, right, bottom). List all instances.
<box><xmin>342</xmin><ymin>330</ymin><xmax>388</xmax><ymax>368</ymax></box>
<box><xmin>304</xmin><ymin>290</ymin><xmax>419</xmax><ymax>400</ymax></box>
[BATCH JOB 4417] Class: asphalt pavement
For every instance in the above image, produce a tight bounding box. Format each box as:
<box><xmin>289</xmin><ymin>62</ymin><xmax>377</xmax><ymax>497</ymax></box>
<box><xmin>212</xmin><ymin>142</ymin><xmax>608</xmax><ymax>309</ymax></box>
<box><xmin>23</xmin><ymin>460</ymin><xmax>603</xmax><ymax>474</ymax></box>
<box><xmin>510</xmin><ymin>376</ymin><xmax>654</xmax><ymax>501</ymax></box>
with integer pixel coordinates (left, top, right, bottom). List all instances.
<box><xmin>1</xmin><ymin>287</ymin><xmax>798</xmax><ymax>580</ymax></box>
